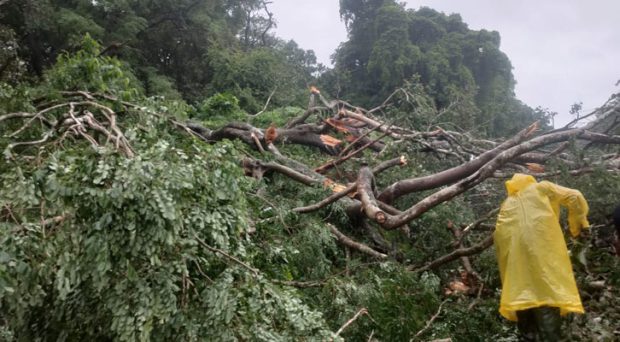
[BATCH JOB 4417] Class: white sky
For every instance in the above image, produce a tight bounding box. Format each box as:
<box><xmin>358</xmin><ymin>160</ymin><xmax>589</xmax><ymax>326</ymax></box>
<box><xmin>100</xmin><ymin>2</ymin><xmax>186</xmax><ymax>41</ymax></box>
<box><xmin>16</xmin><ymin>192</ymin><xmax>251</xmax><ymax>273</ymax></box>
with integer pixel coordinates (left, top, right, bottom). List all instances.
<box><xmin>270</xmin><ymin>0</ymin><xmax>620</xmax><ymax>126</ymax></box>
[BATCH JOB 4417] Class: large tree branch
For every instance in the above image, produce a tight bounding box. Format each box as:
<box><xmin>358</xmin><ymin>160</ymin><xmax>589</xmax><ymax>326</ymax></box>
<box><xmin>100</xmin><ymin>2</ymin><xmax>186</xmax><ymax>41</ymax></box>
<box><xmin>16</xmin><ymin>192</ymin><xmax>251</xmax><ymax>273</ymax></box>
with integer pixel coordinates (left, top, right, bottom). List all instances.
<box><xmin>368</xmin><ymin>128</ymin><xmax>620</xmax><ymax>229</ymax></box>
<box><xmin>293</xmin><ymin>157</ymin><xmax>406</xmax><ymax>213</ymax></box>
<box><xmin>357</xmin><ymin>166</ymin><xmax>388</xmax><ymax>224</ymax></box>
<box><xmin>377</xmin><ymin>122</ymin><xmax>540</xmax><ymax>203</ymax></box>
<box><xmin>187</xmin><ymin>121</ymin><xmax>347</xmax><ymax>154</ymax></box>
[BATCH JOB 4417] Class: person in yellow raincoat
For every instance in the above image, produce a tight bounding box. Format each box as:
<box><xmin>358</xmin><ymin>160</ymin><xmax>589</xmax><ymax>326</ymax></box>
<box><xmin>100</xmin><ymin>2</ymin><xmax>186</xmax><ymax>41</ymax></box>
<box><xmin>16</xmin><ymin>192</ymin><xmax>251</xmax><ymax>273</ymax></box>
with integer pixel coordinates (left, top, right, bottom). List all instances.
<box><xmin>494</xmin><ymin>173</ymin><xmax>590</xmax><ymax>341</ymax></box>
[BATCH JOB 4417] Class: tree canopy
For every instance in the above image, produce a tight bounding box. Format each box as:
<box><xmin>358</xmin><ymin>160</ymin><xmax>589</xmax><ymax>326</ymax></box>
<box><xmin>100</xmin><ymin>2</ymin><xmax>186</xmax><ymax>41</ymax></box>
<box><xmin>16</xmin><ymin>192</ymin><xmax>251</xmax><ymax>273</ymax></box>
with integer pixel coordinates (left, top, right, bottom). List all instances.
<box><xmin>327</xmin><ymin>0</ymin><xmax>545</xmax><ymax>136</ymax></box>
<box><xmin>0</xmin><ymin>0</ymin><xmax>318</xmax><ymax>109</ymax></box>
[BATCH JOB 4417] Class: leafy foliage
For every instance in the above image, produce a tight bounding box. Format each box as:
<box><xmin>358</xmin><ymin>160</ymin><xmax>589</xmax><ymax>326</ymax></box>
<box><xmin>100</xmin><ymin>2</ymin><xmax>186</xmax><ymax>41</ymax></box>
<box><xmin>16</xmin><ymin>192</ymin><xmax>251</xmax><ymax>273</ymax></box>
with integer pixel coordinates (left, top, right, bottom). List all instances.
<box><xmin>0</xmin><ymin>43</ymin><xmax>334</xmax><ymax>341</ymax></box>
<box><xmin>44</xmin><ymin>35</ymin><xmax>141</xmax><ymax>98</ymax></box>
<box><xmin>196</xmin><ymin>93</ymin><xmax>241</xmax><ymax>119</ymax></box>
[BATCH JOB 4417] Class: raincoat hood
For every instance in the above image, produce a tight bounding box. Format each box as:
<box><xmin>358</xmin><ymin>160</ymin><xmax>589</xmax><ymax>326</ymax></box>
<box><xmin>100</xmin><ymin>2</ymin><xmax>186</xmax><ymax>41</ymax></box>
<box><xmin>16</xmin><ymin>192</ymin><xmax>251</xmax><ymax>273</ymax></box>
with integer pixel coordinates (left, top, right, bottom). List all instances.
<box><xmin>505</xmin><ymin>173</ymin><xmax>537</xmax><ymax>195</ymax></box>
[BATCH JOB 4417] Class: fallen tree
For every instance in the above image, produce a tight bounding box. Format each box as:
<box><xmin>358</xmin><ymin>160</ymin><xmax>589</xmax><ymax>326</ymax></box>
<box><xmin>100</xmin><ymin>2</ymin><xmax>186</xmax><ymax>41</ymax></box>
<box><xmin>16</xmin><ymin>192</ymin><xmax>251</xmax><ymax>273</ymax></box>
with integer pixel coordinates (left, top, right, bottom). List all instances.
<box><xmin>2</xmin><ymin>85</ymin><xmax>619</xmax><ymax>341</ymax></box>
<box><xmin>3</xmin><ymin>88</ymin><xmax>619</xmax><ymax>270</ymax></box>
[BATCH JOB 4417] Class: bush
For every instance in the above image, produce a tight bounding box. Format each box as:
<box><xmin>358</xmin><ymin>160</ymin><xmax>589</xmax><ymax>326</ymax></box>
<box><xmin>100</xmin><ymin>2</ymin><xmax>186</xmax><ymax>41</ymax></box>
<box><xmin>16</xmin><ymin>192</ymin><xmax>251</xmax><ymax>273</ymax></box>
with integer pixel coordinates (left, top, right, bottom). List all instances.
<box><xmin>197</xmin><ymin>93</ymin><xmax>240</xmax><ymax>118</ymax></box>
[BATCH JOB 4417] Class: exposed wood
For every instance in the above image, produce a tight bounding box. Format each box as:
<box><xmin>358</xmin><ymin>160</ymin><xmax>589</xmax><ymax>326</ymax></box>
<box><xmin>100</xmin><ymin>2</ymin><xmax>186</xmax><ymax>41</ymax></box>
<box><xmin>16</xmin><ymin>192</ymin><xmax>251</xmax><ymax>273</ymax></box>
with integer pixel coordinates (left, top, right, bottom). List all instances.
<box><xmin>319</xmin><ymin>134</ymin><xmax>342</xmax><ymax>147</ymax></box>
<box><xmin>314</xmin><ymin>131</ymin><xmax>389</xmax><ymax>174</ymax></box>
<box><xmin>357</xmin><ymin>166</ymin><xmax>387</xmax><ymax>224</ymax></box>
<box><xmin>336</xmin><ymin>119</ymin><xmax>386</xmax><ymax>156</ymax></box>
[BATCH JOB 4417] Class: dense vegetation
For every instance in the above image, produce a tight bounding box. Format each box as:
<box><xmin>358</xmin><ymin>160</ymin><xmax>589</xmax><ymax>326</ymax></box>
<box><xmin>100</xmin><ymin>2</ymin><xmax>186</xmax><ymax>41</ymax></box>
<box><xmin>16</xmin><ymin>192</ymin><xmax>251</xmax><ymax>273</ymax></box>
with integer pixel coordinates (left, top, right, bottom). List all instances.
<box><xmin>0</xmin><ymin>0</ymin><xmax>318</xmax><ymax>109</ymax></box>
<box><xmin>1</xmin><ymin>0</ymin><xmax>619</xmax><ymax>341</ymax></box>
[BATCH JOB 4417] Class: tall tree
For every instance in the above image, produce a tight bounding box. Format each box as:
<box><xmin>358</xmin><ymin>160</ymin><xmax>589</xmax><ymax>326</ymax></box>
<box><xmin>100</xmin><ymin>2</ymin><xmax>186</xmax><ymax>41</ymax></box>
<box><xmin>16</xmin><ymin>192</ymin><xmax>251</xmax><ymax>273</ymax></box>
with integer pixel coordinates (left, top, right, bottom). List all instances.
<box><xmin>329</xmin><ymin>3</ymin><xmax>547</xmax><ymax>136</ymax></box>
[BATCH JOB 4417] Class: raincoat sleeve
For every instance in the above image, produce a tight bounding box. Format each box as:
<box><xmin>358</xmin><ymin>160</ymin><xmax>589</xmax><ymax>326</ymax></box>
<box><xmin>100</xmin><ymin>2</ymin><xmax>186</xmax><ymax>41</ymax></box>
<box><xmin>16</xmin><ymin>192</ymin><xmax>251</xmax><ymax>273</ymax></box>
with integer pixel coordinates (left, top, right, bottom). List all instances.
<box><xmin>538</xmin><ymin>181</ymin><xmax>590</xmax><ymax>237</ymax></box>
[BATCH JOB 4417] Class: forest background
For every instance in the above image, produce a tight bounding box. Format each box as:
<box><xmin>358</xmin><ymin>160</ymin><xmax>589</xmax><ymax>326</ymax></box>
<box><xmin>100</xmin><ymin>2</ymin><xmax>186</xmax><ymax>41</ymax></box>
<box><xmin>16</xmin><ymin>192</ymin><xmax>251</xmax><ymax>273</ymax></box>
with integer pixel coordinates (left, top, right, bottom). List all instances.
<box><xmin>0</xmin><ymin>0</ymin><xmax>619</xmax><ymax>341</ymax></box>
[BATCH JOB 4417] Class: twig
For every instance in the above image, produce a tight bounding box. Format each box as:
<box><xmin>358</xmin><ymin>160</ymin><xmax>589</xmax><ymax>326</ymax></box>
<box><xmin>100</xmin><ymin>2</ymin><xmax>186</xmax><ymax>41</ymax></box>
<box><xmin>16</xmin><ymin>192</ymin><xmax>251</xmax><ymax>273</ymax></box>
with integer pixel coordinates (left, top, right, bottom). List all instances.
<box><xmin>250</xmin><ymin>132</ymin><xmax>266</xmax><ymax>153</ymax></box>
<box><xmin>373</xmin><ymin>126</ymin><xmax>613</xmax><ymax>229</ymax></box>
<box><xmin>411</xmin><ymin>235</ymin><xmax>494</xmax><ymax>272</ymax></box>
<box><xmin>276</xmin><ymin>262</ymin><xmax>384</xmax><ymax>292</ymax></box>
<box><xmin>293</xmin><ymin>183</ymin><xmax>356</xmax><ymax>213</ymax></box>
<box><xmin>6</xmin><ymin>130</ymin><xmax>54</xmax><ymax>153</ymax></box>
<box><xmin>460</xmin><ymin>208</ymin><xmax>499</xmax><ymax>239</ymax></box>
<box><xmin>0</xmin><ymin>112</ymin><xmax>37</xmax><ymax>122</ymax></box>
<box><xmin>447</xmin><ymin>220</ymin><xmax>476</xmax><ymax>276</ymax></box>
<box><xmin>293</xmin><ymin>156</ymin><xmax>407</xmax><ymax>214</ymax></box>
<box><xmin>315</xmin><ymin>131</ymin><xmax>389</xmax><ymax>174</ymax></box>
<box><xmin>467</xmin><ymin>283</ymin><xmax>485</xmax><ymax>311</ymax></box>
<box><xmin>193</xmin><ymin>234</ymin><xmax>259</xmax><ymax>277</ymax></box>
<box><xmin>193</xmin><ymin>260</ymin><xmax>214</xmax><ymax>284</ymax></box>
<box><xmin>273</xmin><ymin>280</ymin><xmax>325</xmax><ymax>288</ymax></box>
<box><xmin>378</xmin><ymin>121</ymin><xmax>540</xmax><ymax>203</ymax></box>
<box><xmin>243</xmin><ymin>158</ymin><xmax>318</xmax><ymax>185</ymax></box>
<box><xmin>337</xmin><ymin>122</ymin><xmax>387</xmax><ymax>157</ymax></box>
<box><xmin>8</xmin><ymin>102</ymin><xmax>73</xmax><ymax>137</ymax></box>
<box><xmin>340</xmin><ymin>109</ymin><xmax>413</xmax><ymax>138</ymax></box>
<box><xmin>334</xmin><ymin>308</ymin><xmax>369</xmax><ymax>337</ymax></box>
<box><xmin>285</xmin><ymin>107</ymin><xmax>327</xmax><ymax>128</ymax></box>
<box><xmin>6</xmin><ymin>99</ymin><xmax>135</xmax><ymax>157</ymax></box>
<box><xmin>367</xmin><ymin>88</ymin><xmax>407</xmax><ymax>114</ymax></box>
<box><xmin>40</xmin><ymin>214</ymin><xmax>67</xmax><ymax>228</ymax></box>
<box><xmin>413</xmin><ymin>299</ymin><xmax>449</xmax><ymax>339</ymax></box>
<box><xmin>252</xmin><ymin>191</ymin><xmax>291</xmax><ymax>234</ymax></box>
<box><xmin>493</xmin><ymin>167</ymin><xmax>601</xmax><ymax>179</ymax></box>
<box><xmin>249</xmin><ymin>88</ymin><xmax>276</xmax><ymax>117</ymax></box>
<box><xmin>559</xmin><ymin>96</ymin><xmax>617</xmax><ymax>130</ymax></box>
<box><xmin>2</xmin><ymin>204</ymin><xmax>21</xmax><ymax>226</ymax></box>
<box><xmin>371</xmin><ymin>156</ymin><xmax>407</xmax><ymax>175</ymax></box>
<box><xmin>328</xmin><ymin>224</ymin><xmax>388</xmax><ymax>259</ymax></box>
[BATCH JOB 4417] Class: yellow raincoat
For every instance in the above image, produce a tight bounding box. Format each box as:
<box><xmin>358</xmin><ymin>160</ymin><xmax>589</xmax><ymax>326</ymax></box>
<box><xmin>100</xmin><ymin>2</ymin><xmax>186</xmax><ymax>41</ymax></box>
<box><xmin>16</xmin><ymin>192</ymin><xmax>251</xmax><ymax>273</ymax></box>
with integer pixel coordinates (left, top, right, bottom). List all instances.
<box><xmin>494</xmin><ymin>174</ymin><xmax>589</xmax><ymax>321</ymax></box>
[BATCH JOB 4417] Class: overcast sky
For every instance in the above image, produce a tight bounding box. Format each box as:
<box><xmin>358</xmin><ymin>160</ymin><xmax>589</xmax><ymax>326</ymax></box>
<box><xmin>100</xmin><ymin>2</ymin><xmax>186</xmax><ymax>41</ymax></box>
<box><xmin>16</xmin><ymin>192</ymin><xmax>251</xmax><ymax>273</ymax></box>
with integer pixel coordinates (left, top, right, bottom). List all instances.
<box><xmin>270</xmin><ymin>0</ymin><xmax>620</xmax><ymax>126</ymax></box>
